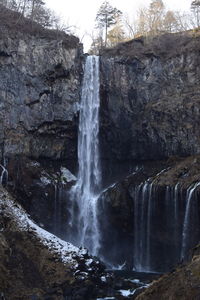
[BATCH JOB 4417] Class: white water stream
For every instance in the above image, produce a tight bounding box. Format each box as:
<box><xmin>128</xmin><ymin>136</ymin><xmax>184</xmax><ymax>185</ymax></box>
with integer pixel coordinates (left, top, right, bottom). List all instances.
<box><xmin>0</xmin><ymin>164</ymin><xmax>8</xmax><ymax>185</ymax></box>
<box><xmin>69</xmin><ymin>55</ymin><xmax>101</xmax><ymax>255</ymax></box>
<box><xmin>181</xmin><ymin>181</ymin><xmax>200</xmax><ymax>260</ymax></box>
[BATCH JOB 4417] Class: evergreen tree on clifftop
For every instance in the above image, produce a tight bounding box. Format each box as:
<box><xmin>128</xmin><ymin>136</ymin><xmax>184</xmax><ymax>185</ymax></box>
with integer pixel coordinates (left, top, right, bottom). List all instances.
<box><xmin>96</xmin><ymin>1</ymin><xmax>122</xmax><ymax>47</ymax></box>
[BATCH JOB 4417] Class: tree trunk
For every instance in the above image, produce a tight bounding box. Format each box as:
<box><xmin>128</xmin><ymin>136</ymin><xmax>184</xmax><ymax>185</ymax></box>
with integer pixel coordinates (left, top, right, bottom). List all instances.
<box><xmin>31</xmin><ymin>0</ymin><xmax>35</xmax><ymax>21</ymax></box>
<box><xmin>105</xmin><ymin>14</ymin><xmax>108</xmax><ymax>47</ymax></box>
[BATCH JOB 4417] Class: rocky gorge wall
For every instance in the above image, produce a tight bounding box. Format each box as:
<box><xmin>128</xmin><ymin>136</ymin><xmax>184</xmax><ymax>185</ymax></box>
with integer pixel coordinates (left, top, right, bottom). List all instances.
<box><xmin>0</xmin><ymin>14</ymin><xmax>84</xmax><ymax>234</ymax></box>
<box><xmin>1</xmin><ymin>14</ymin><xmax>200</xmax><ymax>283</ymax></box>
<box><xmin>0</xmin><ymin>28</ymin><xmax>82</xmax><ymax>161</ymax></box>
<box><xmin>99</xmin><ymin>32</ymin><xmax>200</xmax><ymax>162</ymax></box>
<box><xmin>97</xmin><ymin>31</ymin><xmax>200</xmax><ymax>274</ymax></box>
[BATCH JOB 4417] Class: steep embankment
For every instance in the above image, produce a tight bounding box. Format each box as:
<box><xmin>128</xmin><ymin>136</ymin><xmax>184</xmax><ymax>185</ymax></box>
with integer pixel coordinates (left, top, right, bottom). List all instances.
<box><xmin>135</xmin><ymin>246</ymin><xmax>200</xmax><ymax>300</ymax></box>
<box><xmin>0</xmin><ymin>186</ymin><xmax>110</xmax><ymax>299</ymax></box>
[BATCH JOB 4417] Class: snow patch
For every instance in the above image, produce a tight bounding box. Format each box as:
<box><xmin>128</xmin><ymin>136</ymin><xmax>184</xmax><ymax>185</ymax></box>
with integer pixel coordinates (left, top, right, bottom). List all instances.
<box><xmin>40</xmin><ymin>176</ymin><xmax>51</xmax><ymax>185</ymax></box>
<box><xmin>101</xmin><ymin>276</ymin><xmax>107</xmax><ymax>282</ymax></box>
<box><xmin>119</xmin><ymin>289</ymin><xmax>136</xmax><ymax>297</ymax></box>
<box><xmin>60</xmin><ymin>167</ymin><xmax>76</xmax><ymax>183</ymax></box>
<box><xmin>96</xmin><ymin>298</ymin><xmax>115</xmax><ymax>300</ymax></box>
<box><xmin>0</xmin><ymin>190</ymin><xmax>94</xmax><ymax>269</ymax></box>
<box><xmin>29</xmin><ymin>161</ymin><xmax>40</xmax><ymax>167</ymax></box>
<box><xmin>85</xmin><ymin>258</ymin><xmax>93</xmax><ymax>266</ymax></box>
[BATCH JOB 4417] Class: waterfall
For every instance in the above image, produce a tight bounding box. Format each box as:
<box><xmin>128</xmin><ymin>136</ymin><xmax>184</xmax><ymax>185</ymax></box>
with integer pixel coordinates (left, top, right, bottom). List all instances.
<box><xmin>133</xmin><ymin>182</ymin><xmax>154</xmax><ymax>272</ymax></box>
<box><xmin>68</xmin><ymin>55</ymin><xmax>101</xmax><ymax>255</ymax></box>
<box><xmin>0</xmin><ymin>164</ymin><xmax>8</xmax><ymax>185</ymax></box>
<box><xmin>132</xmin><ymin>180</ymin><xmax>200</xmax><ymax>272</ymax></box>
<box><xmin>181</xmin><ymin>182</ymin><xmax>200</xmax><ymax>261</ymax></box>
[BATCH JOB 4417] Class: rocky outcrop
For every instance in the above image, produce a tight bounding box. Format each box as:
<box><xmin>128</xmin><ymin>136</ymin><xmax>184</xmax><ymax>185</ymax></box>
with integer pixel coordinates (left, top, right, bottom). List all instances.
<box><xmin>100</xmin><ymin>32</ymin><xmax>200</xmax><ymax>162</ymax></box>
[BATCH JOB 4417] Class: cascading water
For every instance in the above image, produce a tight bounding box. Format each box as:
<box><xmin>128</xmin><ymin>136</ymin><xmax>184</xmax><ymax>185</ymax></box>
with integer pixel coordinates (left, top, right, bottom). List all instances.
<box><xmin>0</xmin><ymin>164</ymin><xmax>8</xmax><ymax>185</ymax></box>
<box><xmin>133</xmin><ymin>182</ymin><xmax>154</xmax><ymax>272</ymax></box>
<box><xmin>133</xmin><ymin>181</ymin><xmax>200</xmax><ymax>272</ymax></box>
<box><xmin>67</xmin><ymin>55</ymin><xmax>101</xmax><ymax>255</ymax></box>
<box><xmin>181</xmin><ymin>182</ymin><xmax>200</xmax><ymax>261</ymax></box>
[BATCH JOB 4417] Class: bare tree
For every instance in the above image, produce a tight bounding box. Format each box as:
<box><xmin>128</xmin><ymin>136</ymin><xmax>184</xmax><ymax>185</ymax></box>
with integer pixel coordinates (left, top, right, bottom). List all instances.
<box><xmin>122</xmin><ymin>13</ymin><xmax>137</xmax><ymax>38</ymax></box>
<box><xmin>136</xmin><ymin>7</ymin><xmax>149</xmax><ymax>36</ymax></box>
<box><xmin>107</xmin><ymin>20</ymin><xmax>125</xmax><ymax>47</ymax></box>
<box><xmin>148</xmin><ymin>0</ymin><xmax>165</xmax><ymax>34</ymax></box>
<box><xmin>163</xmin><ymin>10</ymin><xmax>178</xmax><ymax>33</ymax></box>
<box><xmin>191</xmin><ymin>0</ymin><xmax>200</xmax><ymax>27</ymax></box>
<box><xmin>173</xmin><ymin>11</ymin><xmax>191</xmax><ymax>32</ymax></box>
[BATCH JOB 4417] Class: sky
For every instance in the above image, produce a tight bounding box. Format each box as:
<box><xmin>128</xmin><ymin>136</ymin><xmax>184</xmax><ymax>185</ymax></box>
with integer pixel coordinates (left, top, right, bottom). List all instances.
<box><xmin>45</xmin><ymin>0</ymin><xmax>192</xmax><ymax>51</ymax></box>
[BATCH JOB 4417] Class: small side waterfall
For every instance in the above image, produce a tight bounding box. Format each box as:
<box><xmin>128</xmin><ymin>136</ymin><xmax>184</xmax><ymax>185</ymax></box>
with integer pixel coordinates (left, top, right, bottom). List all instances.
<box><xmin>181</xmin><ymin>182</ymin><xmax>200</xmax><ymax>261</ymax></box>
<box><xmin>133</xmin><ymin>182</ymin><xmax>154</xmax><ymax>271</ymax></box>
<box><xmin>0</xmin><ymin>164</ymin><xmax>8</xmax><ymax>185</ymax></box>
<box><xmin>132</xmin><ymin>181</ymin><xmax>200</xmax><ymax>272</ymax></box>
<box><xmin>67</xmin><ymin>55</ymin><xmax>101</xmax><ymax>255</ymax></box>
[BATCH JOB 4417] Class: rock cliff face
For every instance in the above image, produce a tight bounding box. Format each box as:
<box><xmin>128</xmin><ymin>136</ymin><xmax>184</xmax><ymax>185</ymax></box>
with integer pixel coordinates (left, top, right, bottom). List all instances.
<box><xmin>0</xmin><ymin>17</ymin><xmax>84</xmax><ymax>231</ymax></box>
<box><xmin>100</xmin><ymin>32</ymin><xmax>200</xmax><ymax>161</ymax></box>
<box><xmin>97</xmin><ymin>31</ymin><xmax>200</xmax><ymax>275</ymax></box>
<box><xmin>0</xmin><ymin>27</ymin><xmax>82</xmax><ymax>161</ymax></box>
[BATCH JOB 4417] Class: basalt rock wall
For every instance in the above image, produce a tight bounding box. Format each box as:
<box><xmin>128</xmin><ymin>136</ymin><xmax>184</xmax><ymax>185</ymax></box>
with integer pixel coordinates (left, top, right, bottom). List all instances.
<box><xmin>0</xmin><ymin>14</ymin><xmax>84</xmax><ymax>233</ymax></box>
<box><xmin>0</xmin><ymin>21</ymin><xmax>83</xmax><ymax>162</ymax></box>
<box><xmin>100</xmin><ymin>32</ymin><xmax>200</xmax><ymax>162</ymax></box>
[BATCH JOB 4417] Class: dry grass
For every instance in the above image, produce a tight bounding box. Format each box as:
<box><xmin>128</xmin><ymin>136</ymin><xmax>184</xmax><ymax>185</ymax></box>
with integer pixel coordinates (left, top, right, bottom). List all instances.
<box><xmin>101</xmin><ymin>29</ymin><xmax>200</xmax><ymax>60</ymax></box>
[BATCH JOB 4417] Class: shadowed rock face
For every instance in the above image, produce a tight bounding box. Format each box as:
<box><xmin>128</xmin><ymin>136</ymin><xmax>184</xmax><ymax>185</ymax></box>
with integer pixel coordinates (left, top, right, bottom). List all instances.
<box><xmin>99</xmin><ymin>33</ymin><xmax>200</xmax><ymax>162</ymax></box>
<box><xmin>0</xmin><ymin>29</ymin><xmax>83</xmax><ymax>161</ymax></box>
<box><xmin>0</xmin><ymin>24</ymin><xmax>84</xmax><ymax>238</ymax></box>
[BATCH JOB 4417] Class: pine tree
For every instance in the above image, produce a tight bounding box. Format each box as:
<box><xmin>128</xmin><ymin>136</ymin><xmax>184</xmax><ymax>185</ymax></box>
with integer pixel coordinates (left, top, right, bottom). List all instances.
<box><xmin>96</xmin><ymin>1</ymin><xmax>122</xmax><ymax>47</ymax></box>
